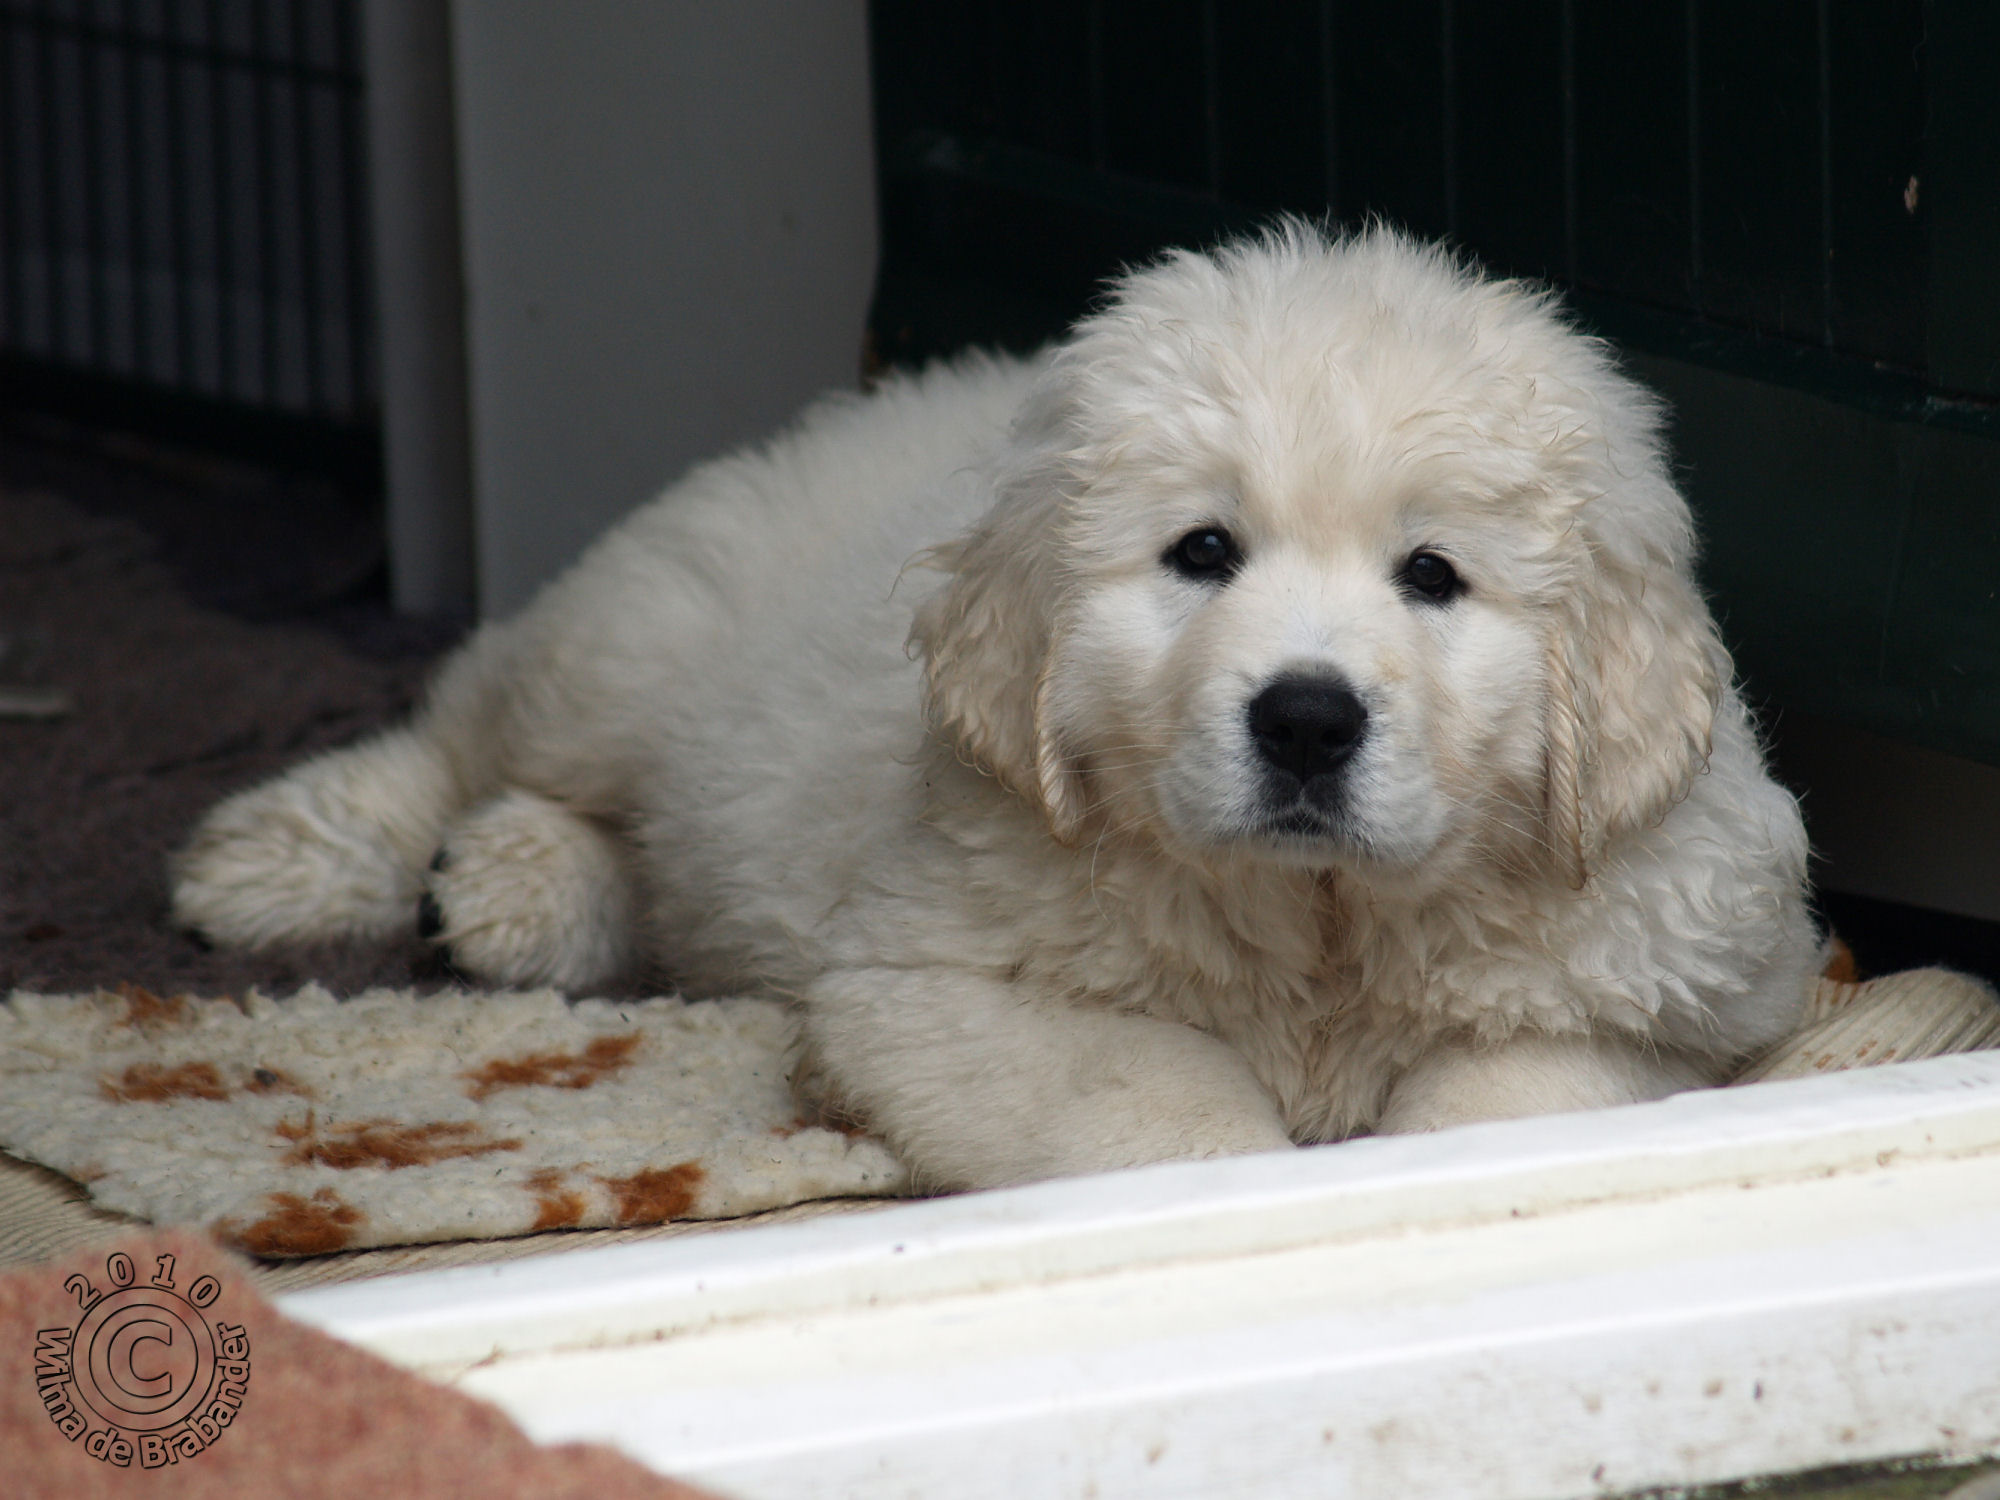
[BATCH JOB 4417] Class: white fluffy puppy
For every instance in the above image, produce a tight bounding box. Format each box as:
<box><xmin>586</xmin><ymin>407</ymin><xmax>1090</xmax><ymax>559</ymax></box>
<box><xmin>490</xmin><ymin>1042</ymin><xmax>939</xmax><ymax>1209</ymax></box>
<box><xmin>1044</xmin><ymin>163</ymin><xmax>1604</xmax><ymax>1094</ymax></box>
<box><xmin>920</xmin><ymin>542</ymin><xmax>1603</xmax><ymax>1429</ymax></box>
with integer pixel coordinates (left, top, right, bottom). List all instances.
<box><xmin>173</xmin><ymin>225</ymin><xmax>1820</xmax><ymax>1189</ymax></box>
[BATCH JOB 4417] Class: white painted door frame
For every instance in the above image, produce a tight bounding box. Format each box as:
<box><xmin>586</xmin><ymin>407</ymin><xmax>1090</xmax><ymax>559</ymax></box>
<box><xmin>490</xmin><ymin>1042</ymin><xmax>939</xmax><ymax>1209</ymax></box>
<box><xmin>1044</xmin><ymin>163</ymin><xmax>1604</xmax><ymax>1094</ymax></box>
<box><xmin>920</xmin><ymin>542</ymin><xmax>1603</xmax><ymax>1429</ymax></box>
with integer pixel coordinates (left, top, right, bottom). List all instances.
<box><xmin>283</xmin><ymin>1053</ymin><xmax>2000</xmax><ymax>1499</ymax></box>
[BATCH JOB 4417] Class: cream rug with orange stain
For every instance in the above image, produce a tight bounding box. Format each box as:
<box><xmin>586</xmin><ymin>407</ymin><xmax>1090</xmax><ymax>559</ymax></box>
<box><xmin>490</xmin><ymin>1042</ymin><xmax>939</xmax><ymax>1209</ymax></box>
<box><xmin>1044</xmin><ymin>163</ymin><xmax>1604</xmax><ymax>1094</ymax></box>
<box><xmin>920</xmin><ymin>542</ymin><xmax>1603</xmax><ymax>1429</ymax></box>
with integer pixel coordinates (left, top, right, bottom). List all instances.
<box><xmin>0</xmin><ymin>985</ymin><xmax>909</xmax><ymax>1257</ymax></box>
<box><xmin>3</xmin><ymin>966</ymin><xmax>1997</xmax><ymax>1261</ymax></box>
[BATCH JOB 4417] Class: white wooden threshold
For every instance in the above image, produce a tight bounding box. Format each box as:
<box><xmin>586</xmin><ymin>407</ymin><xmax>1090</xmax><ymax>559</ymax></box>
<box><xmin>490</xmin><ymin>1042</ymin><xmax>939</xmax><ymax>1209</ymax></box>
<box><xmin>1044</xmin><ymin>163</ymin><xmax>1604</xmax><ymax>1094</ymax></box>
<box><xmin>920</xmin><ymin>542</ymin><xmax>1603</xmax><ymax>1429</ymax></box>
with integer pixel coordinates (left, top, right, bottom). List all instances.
<box><xmin>279</xmin><ymin>1052</ymin><xmax>2000</xmax><ymax>1500</ymax></box>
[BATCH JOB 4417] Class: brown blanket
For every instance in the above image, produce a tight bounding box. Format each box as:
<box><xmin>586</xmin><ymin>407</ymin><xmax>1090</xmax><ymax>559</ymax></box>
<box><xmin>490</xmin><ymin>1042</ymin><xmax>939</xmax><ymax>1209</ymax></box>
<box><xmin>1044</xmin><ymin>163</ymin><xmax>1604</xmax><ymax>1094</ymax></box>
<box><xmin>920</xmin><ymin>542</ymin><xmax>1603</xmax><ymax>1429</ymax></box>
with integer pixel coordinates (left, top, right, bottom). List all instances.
<box><xmin>1</xmin><ymin>1227</ymin><xmax>715</xmax><ymax>1499</ymax></box>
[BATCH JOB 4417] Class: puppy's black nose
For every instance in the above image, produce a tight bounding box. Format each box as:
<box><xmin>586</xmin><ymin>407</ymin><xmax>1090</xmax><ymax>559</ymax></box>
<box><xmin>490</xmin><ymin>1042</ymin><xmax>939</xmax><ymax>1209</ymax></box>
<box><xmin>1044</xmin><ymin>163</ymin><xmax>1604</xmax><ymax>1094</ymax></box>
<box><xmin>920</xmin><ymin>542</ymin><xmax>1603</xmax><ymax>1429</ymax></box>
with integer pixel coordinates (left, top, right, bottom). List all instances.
<box><xmin>1248</xmin><ymin>674</ymin><xmax>1368</xmax><ymax>782</ymax></box>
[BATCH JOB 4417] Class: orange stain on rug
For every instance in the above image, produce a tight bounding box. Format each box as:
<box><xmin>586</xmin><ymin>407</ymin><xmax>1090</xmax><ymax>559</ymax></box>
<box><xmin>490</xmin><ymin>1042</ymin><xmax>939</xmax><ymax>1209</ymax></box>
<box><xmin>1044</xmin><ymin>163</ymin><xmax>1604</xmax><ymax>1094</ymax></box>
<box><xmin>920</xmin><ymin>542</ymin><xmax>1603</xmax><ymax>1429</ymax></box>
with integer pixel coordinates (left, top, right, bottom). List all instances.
<box><xmin>112</xmin><ymin>981</ymin><xmax>191</xmax><ymax>1029</ymax></box>
<box><xmin>99</xmin><ymin>1060</ymin><xmax>231</xmax><ymax>1102</ymax></box>
<box><xmin>219</xmin><ymin>1187</ymin><xmax>365</xmax><ymax>1255</ymax></box>
<box><xmin>462</xmin><ymin>1033</ymin><xmax>642</xmax><ymax>1100</ymax></box>
<box><xmin>525</xmin><ymin>1168</ymin><xmax>587</xmax><ymax>1230</ymax></box>
<box><xmin>598</xmin><ymin>1163</ymin><xmax>704</xmax><ymax>1225</ymax></box>
<box><xmin>1822</xmin><ymin>936</ymin><xmax>1860</xmax><ymax>984</ymax></box>
<box><xmin>276</xmin><ymin>1113</ymin><xmax>522</xmax><ymax>1171</ymax></box>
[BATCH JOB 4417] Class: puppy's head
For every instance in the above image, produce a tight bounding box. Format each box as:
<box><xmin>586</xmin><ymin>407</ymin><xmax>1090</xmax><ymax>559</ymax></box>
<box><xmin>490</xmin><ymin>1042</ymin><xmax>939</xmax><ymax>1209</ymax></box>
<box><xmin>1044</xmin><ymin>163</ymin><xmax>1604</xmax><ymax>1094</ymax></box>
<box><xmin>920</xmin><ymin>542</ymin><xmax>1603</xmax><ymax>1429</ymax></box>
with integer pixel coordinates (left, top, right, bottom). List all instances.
<box><xmin>914</xmin><ymin>224</ymin><xmax>1721</xmax><ymax>889</ymax></box>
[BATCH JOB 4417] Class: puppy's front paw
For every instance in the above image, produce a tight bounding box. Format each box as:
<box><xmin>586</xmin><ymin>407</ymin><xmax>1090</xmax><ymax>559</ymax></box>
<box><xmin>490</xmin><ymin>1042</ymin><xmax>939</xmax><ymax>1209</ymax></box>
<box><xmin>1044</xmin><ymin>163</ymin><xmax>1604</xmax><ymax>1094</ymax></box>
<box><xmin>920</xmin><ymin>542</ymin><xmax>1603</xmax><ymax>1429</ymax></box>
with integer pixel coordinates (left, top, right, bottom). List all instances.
<box><xmin>419</xmin><ymin>790</ymin><xmax>635</xmax><ymax>991</ymax></box>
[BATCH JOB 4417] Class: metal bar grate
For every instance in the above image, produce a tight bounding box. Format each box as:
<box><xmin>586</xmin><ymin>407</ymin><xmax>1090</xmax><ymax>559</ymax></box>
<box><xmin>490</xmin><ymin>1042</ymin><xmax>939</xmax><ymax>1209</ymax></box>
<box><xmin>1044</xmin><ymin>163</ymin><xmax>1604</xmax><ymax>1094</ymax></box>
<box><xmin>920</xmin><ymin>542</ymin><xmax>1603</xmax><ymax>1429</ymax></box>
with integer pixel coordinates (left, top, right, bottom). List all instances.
<box><xmin>0</xmin><ymin>0</ymin><xmax>374</xmax><ymax>434</ymax></box>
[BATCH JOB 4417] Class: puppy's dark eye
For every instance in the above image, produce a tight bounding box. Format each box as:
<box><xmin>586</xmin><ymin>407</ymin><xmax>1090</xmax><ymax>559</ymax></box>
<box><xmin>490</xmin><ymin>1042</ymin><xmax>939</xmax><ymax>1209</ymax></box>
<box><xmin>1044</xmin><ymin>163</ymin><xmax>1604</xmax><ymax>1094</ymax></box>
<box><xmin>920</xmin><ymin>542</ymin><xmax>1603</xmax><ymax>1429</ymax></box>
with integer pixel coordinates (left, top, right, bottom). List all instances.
<box><xmin>1166</xmin><ymin>526</ymin><xmax>1242</xmax><ymax>583</ymax></box>
<box><xmin>1400</xmin><ymin>549</ymin><xmax>1463</xmax><ymax>603</ymax></box>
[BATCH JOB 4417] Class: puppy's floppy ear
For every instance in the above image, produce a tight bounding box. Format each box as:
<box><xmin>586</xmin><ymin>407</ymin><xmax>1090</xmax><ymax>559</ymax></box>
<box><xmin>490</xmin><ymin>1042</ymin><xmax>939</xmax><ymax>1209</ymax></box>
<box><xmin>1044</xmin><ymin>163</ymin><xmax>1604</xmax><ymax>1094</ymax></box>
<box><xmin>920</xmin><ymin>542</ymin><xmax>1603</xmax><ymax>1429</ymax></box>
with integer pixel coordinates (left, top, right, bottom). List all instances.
<box><xmin>910</xmin><ymin>457</ymin><xmax>1088</xmax><ymax>841</ymax></box>
<box><xmin>1543</xmin><ymin>502</ymin><xmax>1724</xmax><ymax>888</ymax></box>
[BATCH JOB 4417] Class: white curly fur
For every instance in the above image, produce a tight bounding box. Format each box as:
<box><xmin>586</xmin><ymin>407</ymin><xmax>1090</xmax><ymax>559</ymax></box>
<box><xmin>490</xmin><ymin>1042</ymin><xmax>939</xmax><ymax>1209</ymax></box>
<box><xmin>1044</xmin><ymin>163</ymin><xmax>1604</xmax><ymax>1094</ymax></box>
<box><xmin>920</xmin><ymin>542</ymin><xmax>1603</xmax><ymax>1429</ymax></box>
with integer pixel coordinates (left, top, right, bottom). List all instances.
<box><xmin>172</xmin><ymin>226</ymin><xmax>1819</xmax><ymax>1189</ymax></box>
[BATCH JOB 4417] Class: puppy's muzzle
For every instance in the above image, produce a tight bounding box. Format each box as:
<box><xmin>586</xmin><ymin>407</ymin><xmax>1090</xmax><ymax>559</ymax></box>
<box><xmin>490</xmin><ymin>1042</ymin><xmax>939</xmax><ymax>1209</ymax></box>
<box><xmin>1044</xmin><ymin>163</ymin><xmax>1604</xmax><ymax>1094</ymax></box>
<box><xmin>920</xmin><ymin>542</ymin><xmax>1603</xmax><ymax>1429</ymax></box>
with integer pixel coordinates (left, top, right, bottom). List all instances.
<box><xmin>1248</xmin><ymin>673</ymin><xmax>1368</xmax><ymax>793</ymax></box>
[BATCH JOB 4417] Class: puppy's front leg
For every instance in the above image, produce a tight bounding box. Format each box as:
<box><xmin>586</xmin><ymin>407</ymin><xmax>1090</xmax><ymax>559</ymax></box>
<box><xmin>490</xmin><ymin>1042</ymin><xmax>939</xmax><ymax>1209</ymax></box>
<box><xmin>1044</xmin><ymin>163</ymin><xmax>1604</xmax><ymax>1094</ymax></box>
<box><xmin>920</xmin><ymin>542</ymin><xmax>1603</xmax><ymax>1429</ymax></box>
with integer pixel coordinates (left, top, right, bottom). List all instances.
<box><xmin>1376</xmin><ymin>1029</ymin><xmax>1714</xmax><ymax>1135</ymax></box>
<box><xmin>802</xmin><ymin>968</ymin><xmax>1293</xmax><ymax>1190</ymax></box>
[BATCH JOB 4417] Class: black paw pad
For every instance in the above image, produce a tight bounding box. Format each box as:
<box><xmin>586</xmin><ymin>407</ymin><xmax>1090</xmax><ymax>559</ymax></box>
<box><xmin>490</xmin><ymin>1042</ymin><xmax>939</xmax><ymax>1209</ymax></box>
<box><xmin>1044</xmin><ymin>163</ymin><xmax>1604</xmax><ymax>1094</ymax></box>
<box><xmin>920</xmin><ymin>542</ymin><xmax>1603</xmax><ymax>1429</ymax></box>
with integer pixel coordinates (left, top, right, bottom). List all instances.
<box><xmin>416</xmin><ymin>891</ymin><xmax>445</xmax><ymax>941</ymax></box>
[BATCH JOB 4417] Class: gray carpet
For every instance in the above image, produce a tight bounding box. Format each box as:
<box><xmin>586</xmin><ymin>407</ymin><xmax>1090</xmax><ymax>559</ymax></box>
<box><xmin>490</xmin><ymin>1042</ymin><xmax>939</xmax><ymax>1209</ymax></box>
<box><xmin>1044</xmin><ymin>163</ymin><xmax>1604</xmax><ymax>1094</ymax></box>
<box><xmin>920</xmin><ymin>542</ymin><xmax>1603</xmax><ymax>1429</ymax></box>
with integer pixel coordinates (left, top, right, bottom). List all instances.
<box><xmin>0</xmin><ymin>423</ymin><xmax>457</xmax><ymax>1001</ymax></box>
